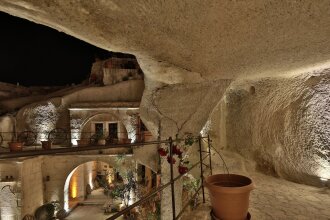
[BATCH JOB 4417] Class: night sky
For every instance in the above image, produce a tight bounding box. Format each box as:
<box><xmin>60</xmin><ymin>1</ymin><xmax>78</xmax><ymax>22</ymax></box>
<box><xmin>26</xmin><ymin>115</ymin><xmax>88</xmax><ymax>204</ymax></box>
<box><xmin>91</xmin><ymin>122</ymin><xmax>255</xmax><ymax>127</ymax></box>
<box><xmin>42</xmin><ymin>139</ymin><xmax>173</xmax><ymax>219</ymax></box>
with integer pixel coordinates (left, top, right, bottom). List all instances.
<box><xmin>0</xmin><ymin>11</ymin><xmax>112</xmax><ymax>86</ymax></box>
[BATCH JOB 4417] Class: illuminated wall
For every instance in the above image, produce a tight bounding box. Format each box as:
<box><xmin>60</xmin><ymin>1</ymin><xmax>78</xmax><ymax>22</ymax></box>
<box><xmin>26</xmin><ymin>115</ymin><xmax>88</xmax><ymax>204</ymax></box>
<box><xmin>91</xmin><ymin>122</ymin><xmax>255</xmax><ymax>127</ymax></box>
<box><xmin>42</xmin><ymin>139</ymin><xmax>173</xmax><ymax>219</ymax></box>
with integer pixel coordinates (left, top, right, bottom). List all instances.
<box><xmin>68</xmin><ymin>166</ymin><xmax>85</xmax><ymax>202</ymax></box>
<box><xmin>69</xmin><ymin>172</ymin><xmax>78</xmax><ymax>199</ymax></box>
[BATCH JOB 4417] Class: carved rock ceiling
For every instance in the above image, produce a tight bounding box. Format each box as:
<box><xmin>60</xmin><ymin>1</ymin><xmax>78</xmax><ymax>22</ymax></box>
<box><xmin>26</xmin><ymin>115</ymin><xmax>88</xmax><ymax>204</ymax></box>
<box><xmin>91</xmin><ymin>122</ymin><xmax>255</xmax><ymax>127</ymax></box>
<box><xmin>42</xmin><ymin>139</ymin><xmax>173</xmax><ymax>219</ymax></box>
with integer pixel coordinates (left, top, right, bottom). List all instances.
<box><xmin>1</xmin><ymin>0</ymin><xmax>330</xmax><ymax>83</ymax></box>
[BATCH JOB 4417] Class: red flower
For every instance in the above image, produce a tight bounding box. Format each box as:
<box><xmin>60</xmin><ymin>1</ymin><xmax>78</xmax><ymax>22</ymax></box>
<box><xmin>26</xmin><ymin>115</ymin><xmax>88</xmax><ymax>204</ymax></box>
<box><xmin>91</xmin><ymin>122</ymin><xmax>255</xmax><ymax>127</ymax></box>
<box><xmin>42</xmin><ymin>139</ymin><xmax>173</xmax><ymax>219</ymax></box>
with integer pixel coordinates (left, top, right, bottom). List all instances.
<box><xmin>172</xmin><ymin>145</ymin><xmax>182</xmax><ymax>156</ymax></box>
<box><xmin>158</xmin><ymin>148</ymin><xmax>168</xmax><ymax>156</ymax></box>
<box><xmin>178</xmin><ymin>165</ymin><xmax>188</xmax><ymax>174</ymax></box>
<box><xmin>167</xmin><ymin>156</ymin><xmax>176</xmax><ymax>164</ymax></box>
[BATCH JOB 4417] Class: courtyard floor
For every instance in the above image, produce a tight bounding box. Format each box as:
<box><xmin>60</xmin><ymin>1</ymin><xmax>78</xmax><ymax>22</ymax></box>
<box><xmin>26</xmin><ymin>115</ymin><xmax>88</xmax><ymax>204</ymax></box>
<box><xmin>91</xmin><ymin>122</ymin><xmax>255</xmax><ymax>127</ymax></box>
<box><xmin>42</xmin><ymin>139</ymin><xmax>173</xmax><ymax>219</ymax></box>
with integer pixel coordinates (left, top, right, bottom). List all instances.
<box><xmin>65</xmin><ymin>188</ymin><xmax>124</xmax><ymax>220</ymax></box>
<box><xmin>63</xmin><ymin>151</ymin><xmax>330</xmax><ymax>220</ymax></box>
<box><xmin>182</xmin><ymin>151</ymin><xmax>330</xmax><ymax>220</ymax></box>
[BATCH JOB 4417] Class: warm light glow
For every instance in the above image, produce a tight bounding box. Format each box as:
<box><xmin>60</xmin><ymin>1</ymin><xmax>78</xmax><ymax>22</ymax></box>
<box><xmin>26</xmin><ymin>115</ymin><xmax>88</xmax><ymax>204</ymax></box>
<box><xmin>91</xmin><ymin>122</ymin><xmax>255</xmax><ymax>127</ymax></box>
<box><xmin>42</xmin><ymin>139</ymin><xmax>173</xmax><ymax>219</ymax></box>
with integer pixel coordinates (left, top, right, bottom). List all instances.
<box><xmin>25</xmin><ymin>102</ymin><xmax>58</xmax><ymax>143</ymax></box>
<box><xmin>316</xmin><ymin>158</ymin><xmax>330</xmax><ymax>181</ymax></box>
<box><xmin>71</xmin><ymin>128</ymin><xmax>80</xmax><ymax>146</ymax></box>
<box><xmin>320</xmin><ymin>177</ymin><xmax>328</xmax><ymax>182</ymax></box>
<box><xmin>72</xmin><ymin>139</ymin><xmax>78</xmax><ymax>146</ymax></box>
<box><xmin>64</xmin><ymin>167</ymin><xmax>77</xmax><ymax>211</ymax></box>
<box><xmin>70</xmin><ymin>172</ymin><xmax>78</xmax><ymax>199</ymax></box>
<box><xmin>89</xmin><ymin>172</ymin><xmax>93</xmax><ymax>188</ymax></box>
<box><xmin>129</xmin><ymin>191</ymin><xmax>134</xmax><ymax>205</ymax></box>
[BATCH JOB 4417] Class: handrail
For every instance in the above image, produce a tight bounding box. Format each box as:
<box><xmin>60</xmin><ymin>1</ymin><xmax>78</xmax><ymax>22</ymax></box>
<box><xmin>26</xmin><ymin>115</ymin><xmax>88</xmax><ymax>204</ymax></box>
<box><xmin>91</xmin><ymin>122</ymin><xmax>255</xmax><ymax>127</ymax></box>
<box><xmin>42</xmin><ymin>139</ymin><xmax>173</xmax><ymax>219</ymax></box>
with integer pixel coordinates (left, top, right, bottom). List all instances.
<box><xmin>0</xmin><ymin>135</ymin><xmax>213</xmax><ymax>219</ymax></box>
<box><xmin>0</xmin><ymin>139</ymin><xmax>170</xmax><ymax>159</ymax></box>
<box><xmin>106</xmin><ymin>135</ymin><xmax>212</xmax><ymax>220</ymax></box>
<box><xmin>106</xmin><ymin>154</ymin><xmax>210</xmax><ymax>220</ymax></box>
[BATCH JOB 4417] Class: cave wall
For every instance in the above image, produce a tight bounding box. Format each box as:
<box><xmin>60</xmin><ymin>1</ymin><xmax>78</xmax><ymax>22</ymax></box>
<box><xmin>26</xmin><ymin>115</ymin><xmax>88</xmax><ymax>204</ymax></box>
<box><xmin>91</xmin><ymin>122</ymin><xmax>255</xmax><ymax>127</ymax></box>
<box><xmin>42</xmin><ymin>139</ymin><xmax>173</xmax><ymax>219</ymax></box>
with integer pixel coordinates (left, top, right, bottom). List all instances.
<box><xmin>210</xmin><ymin>69</ymin><xmax>330</xmax><ymax>186</ymax></box>
<box><xmin>140</xmin><ymin>79</ymin><xmax>231</xmax><ymax>138</ymax></box>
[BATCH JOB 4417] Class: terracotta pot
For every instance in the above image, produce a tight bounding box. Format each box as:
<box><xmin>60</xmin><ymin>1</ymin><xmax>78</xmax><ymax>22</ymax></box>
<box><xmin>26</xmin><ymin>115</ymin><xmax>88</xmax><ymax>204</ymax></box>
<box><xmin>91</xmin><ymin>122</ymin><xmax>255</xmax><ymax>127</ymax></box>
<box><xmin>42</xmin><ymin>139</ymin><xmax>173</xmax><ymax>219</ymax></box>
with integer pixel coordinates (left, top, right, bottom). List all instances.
<box><xmin>97</xmin><ymin>139</ymin><xmax>106</xmax><ymax>145</ymax></box>
<box><xmin>125</xmin><ymin>138</ymin><xmax>132</xmax><ymax>144</ymax></box>
<box><xmin>77</xmin><ymin>139</ymin><xmax>89</xmax><ymax>147</ymax></box>
<box><xmin>41</xmin><ymin>141</ymin><xmax>52</xmax><ymax>150</ymax></box>
<box><xmin>119</xmin><ymin>138</ymin><xmax>131</xmax><ymax>144</ymax></box>
<box><xmin>204</xmin><ymin>174</ymin><xmax>254</xmax><ymax>220</ymax></box>
<box><xmin>8</xmin><ymin>142</ymin><xmax>24</xmax><ymax>152</ymax></box>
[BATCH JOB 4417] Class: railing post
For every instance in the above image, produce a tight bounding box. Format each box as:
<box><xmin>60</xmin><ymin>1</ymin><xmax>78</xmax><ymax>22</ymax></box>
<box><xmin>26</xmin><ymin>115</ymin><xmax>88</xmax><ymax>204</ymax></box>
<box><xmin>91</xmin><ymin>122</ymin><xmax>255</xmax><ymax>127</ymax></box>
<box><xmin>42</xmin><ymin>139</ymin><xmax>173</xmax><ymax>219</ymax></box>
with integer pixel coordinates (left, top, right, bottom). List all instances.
<box><xmin>169</xmin><ymin>136</ymin><xmax>176</xmax><ymax>219</ymax></box>
<box><xmin>198</xmin><ymin>135</ymin><xmax>206</xmax><ymax>203</ymax></box>
<box><xmin>208</xmin><ymin>135</ymin><xmax>212</xmax><ymax>175</ymax></box>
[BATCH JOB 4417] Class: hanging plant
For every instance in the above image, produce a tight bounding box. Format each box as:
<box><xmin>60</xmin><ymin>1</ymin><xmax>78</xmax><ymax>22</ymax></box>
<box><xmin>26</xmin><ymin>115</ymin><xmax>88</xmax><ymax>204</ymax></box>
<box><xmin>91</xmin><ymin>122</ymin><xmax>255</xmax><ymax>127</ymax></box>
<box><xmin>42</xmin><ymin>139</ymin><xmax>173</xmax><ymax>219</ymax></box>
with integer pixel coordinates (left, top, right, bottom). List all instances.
<box><xmin>177</xmin><ymin>152</ymin><xmax>190</xmax><ymax>174</ymax></box>
<box><xmin>172</xmin><ymin>145</ymin><xmax>183</xmax><ymax>156</ymax></box>
<box><xmin>157</xmin><ymin>133</ymin><xmax>198</xmax><ymax>175</ymax></box>
<box><xmin>167</xmin><ymin>155</ymin><xmax>176</xmax><ymax>164</ymax></box>
<box><xmin>157</xmin><ymin>147</ymin><xmax>168</xmax><ymax>156</ymax></box>
<box><xmin>178</xmin><ymin>164</ymin><xmax>189</xmax><ymax>174</ymax></box>
<box><xmin>184</xmin><ymin>133</ymin><xmax>195</xmax><ymax>146</ymax></box>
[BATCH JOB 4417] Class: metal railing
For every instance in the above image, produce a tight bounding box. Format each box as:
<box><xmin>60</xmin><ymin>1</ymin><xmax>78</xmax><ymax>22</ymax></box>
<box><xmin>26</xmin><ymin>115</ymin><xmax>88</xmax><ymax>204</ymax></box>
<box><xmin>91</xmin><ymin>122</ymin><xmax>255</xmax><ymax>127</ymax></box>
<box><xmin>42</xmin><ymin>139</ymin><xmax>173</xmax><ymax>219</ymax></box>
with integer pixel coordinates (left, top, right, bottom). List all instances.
<box><xmin>0</xmin><ymin>139</ymin><xmax>169</xmax><ymax>159</ymax></box>
<box><xmin>0</xmin><ymin>129</ymin><xmax>152</xmax><ymax>146</ymax></box>
<box><xmin>106</xmin><ymin>135</ymin><xmax>212</xmax><ymax>220</ymax></box>
<box><xmin>0</xmin><ymin>134</ymin><xmax>212</xmax><ymax>219</ymax></box>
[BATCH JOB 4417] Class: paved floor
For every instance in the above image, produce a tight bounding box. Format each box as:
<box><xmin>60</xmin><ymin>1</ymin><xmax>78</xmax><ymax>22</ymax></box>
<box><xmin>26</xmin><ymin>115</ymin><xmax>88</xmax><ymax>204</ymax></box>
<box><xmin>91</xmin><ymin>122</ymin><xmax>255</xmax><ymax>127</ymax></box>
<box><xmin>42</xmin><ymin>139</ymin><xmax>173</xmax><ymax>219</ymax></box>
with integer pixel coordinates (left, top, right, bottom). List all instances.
<box><xmin>65</xmin><ymin>188</ymin><xmax>124</xmax><ymax>220</ymax></box>
<box><xmin>182</xmin><ymin>151</ymin><xmax>330</xmax><ymax>220</ymax></box>
<box><xmin>65</xmin><ymin>205</ymin><xmax>118</xmax><ymax>220</ymax></box>
<box><xmin>65</xmin><ymin>151</ymin><xmax>330</xmax><ymax>220</ymax></box>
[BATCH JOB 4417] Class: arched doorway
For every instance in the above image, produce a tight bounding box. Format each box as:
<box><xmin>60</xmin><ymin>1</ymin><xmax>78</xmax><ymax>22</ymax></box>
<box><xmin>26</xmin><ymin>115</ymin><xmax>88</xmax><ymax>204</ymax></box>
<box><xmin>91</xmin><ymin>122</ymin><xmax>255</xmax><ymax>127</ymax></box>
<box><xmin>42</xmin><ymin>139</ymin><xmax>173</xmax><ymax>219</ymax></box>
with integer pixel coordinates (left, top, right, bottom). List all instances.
<box><xmin>63</xmin><ymin>160</ymin><xmax>116</xmax><ymax>211</ymax></box>
<box><xmin>72</xmin><ymin>112</ymin><xmax>132</xmax><ymax>146</ymax></box>
<box><xmin>62</xmin><ymin>158</ymin><xmax>160</xmax><ymax>219</ymax></box>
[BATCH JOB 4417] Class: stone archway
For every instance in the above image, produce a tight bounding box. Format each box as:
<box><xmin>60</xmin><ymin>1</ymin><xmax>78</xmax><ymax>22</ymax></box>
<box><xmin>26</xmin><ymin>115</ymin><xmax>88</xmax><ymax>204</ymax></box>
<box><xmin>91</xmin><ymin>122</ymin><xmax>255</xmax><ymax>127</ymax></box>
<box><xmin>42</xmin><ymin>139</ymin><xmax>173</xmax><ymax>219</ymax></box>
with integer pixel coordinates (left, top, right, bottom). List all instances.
<box><xmin>80</xmin><ymin>112</ymin><xmax>127</xmax><ymax>141</ymax></box>
<box><xmin>63</xmin><ymin>160</ymin><xmax>114</xmax><ymax>211</ymax></box>
<box><xmin>69</xmin><ymin>107</ymin><xmax>139</xmax><ymax>145</ymax></box>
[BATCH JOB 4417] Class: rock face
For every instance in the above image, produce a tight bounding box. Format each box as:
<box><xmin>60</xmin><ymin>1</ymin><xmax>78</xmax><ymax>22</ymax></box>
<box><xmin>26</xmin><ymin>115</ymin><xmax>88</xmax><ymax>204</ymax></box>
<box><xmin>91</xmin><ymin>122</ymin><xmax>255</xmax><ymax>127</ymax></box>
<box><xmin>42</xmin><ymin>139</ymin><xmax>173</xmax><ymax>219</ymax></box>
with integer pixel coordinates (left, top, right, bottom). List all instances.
<box><xmin>2</xmin><ymin>1</ymin><xmax>330</xmax><ymax>81</ymax></box>
<box><xmin>211</xmin><ymin>69</ymin><xmax>330</xmax><ymax>186</ymax></box>
<box><xmin>0</xmin><ymin>1</ymin><xmax>330</xmax><ymax>218</ymax></box>
<box><xmin>140</xmin><ymin>79</ymin><xmax>232</xmax><ymax>138</ymax></box>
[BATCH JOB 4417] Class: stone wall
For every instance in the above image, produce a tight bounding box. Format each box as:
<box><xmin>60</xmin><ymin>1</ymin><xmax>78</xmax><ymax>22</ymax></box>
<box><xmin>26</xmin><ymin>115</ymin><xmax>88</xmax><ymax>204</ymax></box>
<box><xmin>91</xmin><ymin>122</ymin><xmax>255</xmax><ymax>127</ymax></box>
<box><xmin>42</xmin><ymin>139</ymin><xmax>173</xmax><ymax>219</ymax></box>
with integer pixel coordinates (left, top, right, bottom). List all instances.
<box><xmin>21</xmin><ymin>157</ymin><xmax>44</xmax><ymax>217</ymax></box>
<box><xmin>0</xmin><ymin>116</ymin><xmax>14</xmax><ymax>147</ymax></box>
<box><xmin>2</xmin><ymin>80</ymin><xmax>145</xmax><ymax>146</ymax></box>
<box><xmin>0</xmin><ymin>162</ymin><xmax>21</xmax><ymax>220</ymax></box>
<box><xmin>69</xmin><ymin>107</ymin><xmax>140</xmax><ymax>145</ymax></box>
<box><xmin>210</xmin><ymin>69</ymin><xmax>330</xmax><ymax>187</ymax></box>
<box><xmin>0</xmin><ymin>182</ymin><xmax>21</xmax><ymax>220</ymax></box>
<box><xmin>69</xmin><ymin>165</ymin><xmax>85</xmax><ymax>201</ymax></box>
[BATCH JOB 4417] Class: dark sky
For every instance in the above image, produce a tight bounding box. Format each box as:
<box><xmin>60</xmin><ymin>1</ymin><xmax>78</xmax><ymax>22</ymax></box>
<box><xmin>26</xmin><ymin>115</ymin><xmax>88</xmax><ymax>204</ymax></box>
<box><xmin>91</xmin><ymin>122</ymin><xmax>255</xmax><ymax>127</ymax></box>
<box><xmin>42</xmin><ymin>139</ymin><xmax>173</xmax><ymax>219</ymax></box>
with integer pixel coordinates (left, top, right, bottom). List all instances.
<box><xmin>0</xmin><ymin>11</ymin><xmax>112</xmax><ymax>86</ymax></box>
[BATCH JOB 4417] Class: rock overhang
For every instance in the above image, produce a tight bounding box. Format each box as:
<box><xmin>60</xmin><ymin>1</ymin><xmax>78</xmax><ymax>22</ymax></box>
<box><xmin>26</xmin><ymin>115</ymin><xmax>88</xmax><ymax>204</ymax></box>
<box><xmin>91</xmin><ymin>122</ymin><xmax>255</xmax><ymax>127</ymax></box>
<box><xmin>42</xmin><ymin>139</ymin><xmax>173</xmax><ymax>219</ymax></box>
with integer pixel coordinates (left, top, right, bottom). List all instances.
<box><xmin>1</xmin><ymin>0</ymin><xmax>330</xmax><ymax>82</ymax></box>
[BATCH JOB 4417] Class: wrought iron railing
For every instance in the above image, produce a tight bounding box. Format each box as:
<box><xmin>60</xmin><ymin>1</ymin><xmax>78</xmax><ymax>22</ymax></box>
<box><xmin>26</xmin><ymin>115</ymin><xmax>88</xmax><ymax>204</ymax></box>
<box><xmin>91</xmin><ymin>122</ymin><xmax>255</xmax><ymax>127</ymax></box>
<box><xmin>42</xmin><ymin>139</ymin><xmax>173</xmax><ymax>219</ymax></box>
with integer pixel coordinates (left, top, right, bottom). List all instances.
<box><xmin>106</xmin><ymin>136</ymin><xmax>212</xmax><ymax>220</ymax></box>
<box><xmin>0</xmin><ymin>135</ymin><xmax>212</xmax><ymax>219</ymax></box>
<box><xmin>0</xmin><ymin>129</ymin><xmax>152</xmax><ymax>147</ymax></box>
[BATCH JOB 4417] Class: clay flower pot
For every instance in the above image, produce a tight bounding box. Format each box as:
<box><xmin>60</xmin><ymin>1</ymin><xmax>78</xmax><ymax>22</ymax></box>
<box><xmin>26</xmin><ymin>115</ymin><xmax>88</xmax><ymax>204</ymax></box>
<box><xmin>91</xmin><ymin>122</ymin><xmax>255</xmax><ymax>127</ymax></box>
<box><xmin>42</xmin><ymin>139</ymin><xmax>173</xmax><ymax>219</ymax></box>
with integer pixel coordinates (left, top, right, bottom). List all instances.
<box><xmin>204</xmin><ymin>174</ymin><xmax>254</xmax><ymax>220</ymax></box>
<box><xmin>97</xmin><ymin>139</ymin><xmax>106</xmax><ymax>145</ymax></box>
<box><xmin>41</xmin><ymin>140</ymin><xmax>52</xmax><ymax>150</ymax></box>
<box><xmin>77</xmin><ymin>139</ymin><xmax>89</xmax><ymax>147</ymax></box>
<box><xmin>118</xmin><ymin>138</ymin><xmax>132</xmax><ymax>144</ymax></box>
<box><xmin>125</xmin><ymin>138</ymin><xmax>132</xmax><ymax>144</ymax></box>
<box><xmin>8</xmin><ymin>141</ymin><xmax>24</xmax><ymax>152</ymax></box>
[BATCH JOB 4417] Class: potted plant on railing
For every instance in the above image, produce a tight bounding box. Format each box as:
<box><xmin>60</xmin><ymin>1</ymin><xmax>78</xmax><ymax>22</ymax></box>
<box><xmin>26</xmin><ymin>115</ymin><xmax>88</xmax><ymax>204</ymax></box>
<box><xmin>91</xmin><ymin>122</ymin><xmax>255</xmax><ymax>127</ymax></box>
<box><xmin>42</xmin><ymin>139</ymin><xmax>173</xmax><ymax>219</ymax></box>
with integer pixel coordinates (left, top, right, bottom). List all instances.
<box><xmin>204</xmin><ymin>143</ymin><xmax>254</xmax><ymax>220</ymax></box>
<box><xmin>8</xmin><ymin>117</ymin><xmax>24</xmax><ymax>152</ymax></box>
<box><xmin>96</xmin><ymin>132</ymin><xmax>107</xmax><ymax>146</ymax></box>
<box><xmin>41</xmin><ymin>139</ymin><xmax>52</xmax><ymax>150</ymax></box>
<box><xmin>76</xmin><ymin>138</ymin><xmax>90</xmax><ymax>147</ymax></box>
<box><xmin>90</xmin><ymin>131</ymin><xmax>107</xmax><ymax>146</ymax></box>
<box><xmin>8</xmin><ymin>138</ymin><xmax>24</xmax><ymax>152</ymax></box>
